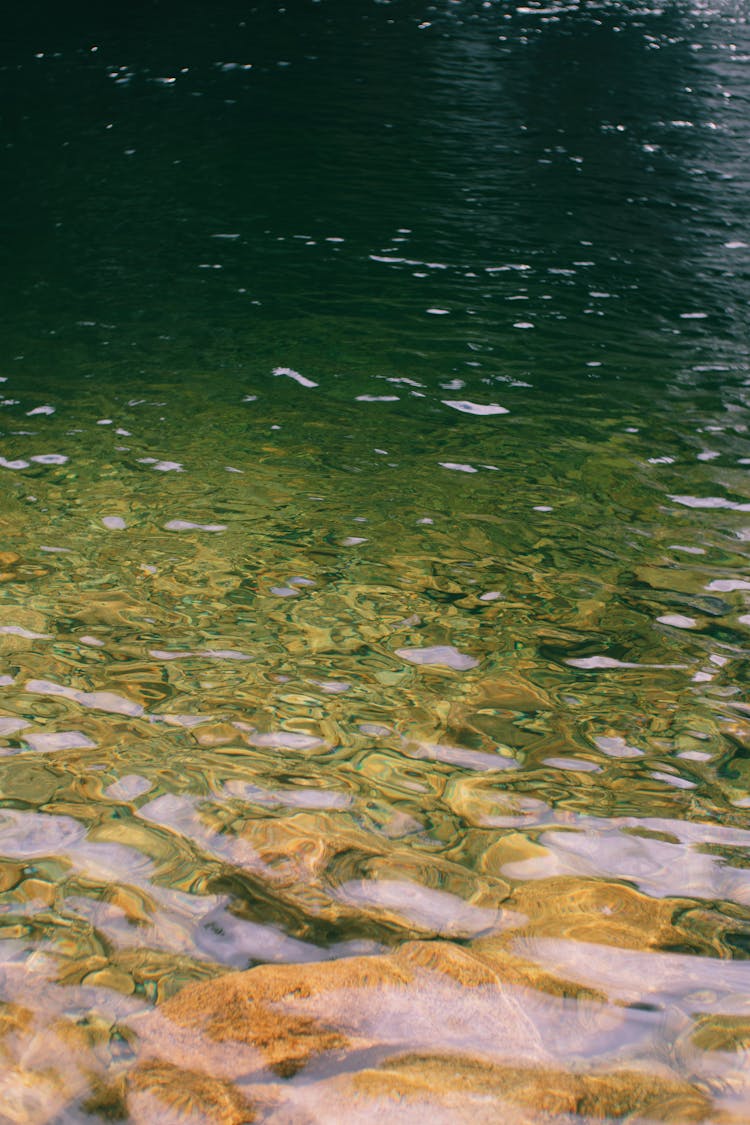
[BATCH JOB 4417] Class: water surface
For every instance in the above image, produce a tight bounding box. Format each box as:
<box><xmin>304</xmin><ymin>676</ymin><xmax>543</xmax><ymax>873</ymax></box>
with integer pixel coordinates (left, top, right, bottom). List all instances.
<box><xmin>1</xmin><ymin>0</ymin><xmax>750</xmax><ymax>1119</ymax></box>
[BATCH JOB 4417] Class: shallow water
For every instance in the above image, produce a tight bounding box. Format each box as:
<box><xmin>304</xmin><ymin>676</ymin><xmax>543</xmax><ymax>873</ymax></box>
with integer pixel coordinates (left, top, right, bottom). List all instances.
<box><xmin>1</xmin><ymin>0</ymin><xmax>750</xmax><ymax>1120</ymax></box>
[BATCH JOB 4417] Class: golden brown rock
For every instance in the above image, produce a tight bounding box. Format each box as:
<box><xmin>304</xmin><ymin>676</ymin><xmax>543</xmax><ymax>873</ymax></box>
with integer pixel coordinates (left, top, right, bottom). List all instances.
<box><xmin>82</xmin><ymin>966</ymin><xmax>136</xmax><ymax>996</ymax></box>
<box><xmin>130</xmin><ymin>939</ymin><xmax>568</xmax><ymax>1093</ymax></box>
<box><xmin>0</xmin><ymin>1013</ymin><xmax>102</xmax><ymax>1125</ymax></box>
<box><xmin>340</xmin><ymin>1054</ymin><xmax>723</xmax><ymax>1123</ymax></box>
<box><xmin>135</xmin><ymin>954</ymin><xmax>402</xmax><ymax>1080</ymax></box>
<box><xmin>0</xmin><ymin>861</ymin><xmax>24</xmax><ymax>894</ymax></box>
<box><xmin>690</xmin><ymin>1015</ymin><xmax>750</xmax><ymax>1053</ymax></box>
<box><xmin>0</xmin><ymin>1003</ymin><xmax>33</xmax><ymax>1055</ymax></box>
<box><xmin>14</xmin><ymin>878</ymin><xmax>57</xmax><ymax>907</ymax></box>
<box><xmin>506</xmin><ymin>876</ymin><xmax>686</xmax><ymax>950</ymax></box>
<box><xmin>463</xmin><ymin>671</ymin><xmax>553</xmax><ymax>714</ymax></box>
<box><xmin>125</xmin><ymin>927</ymin><xmax>750</xmax><ymax>1122</ymax></box>
<box><xmin>127</xmin><ymin>1060</ymin><xmax>257</xmax><ymax>1124</ymax></box>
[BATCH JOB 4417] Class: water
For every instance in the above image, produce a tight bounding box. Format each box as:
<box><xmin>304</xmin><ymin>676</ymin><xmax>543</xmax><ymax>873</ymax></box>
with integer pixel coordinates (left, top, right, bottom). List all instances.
<box><xmin>1</xmin><ymin>0</ymin><xmax>750</xmax><ymax>1119</ymax></box>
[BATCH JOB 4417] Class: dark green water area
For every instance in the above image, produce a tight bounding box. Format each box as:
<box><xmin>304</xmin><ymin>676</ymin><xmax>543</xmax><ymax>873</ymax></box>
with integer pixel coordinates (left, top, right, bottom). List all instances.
<box><xmin>1</xmin><ymin>0</ymin><xmax>750</xmax><ymax>1120</ymax></box>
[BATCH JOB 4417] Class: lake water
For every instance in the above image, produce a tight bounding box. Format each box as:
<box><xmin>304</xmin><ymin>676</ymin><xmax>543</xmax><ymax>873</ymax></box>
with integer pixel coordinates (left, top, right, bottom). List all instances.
<box><xmin>1</xmin><ymin>1</ymin><xmax>750</xmax><ymax>1120</ymax></box>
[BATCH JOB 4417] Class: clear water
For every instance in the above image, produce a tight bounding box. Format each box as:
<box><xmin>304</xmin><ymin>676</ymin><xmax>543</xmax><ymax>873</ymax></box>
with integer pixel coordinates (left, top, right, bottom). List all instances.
<box><xmin>1</xmin><ymin>0</ymin><xmax>750</xmax><ymax>1119</ymax></box>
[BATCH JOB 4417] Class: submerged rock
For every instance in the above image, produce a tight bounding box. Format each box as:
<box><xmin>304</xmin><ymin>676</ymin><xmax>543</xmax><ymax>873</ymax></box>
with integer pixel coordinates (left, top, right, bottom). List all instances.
<box><xmin>124</xmin><ymin>934</ymin><xmax>741</xmax><ymax>1124</ymax></box>
<box><xmin>0</xmin><ymin>910</ymin><xmax>745</xmax><ymax>1123</ymax></box>
<box><xmin>127</xmin><ymin>1060</ymin><xmax>257</xmax><ymax>1125</ymax></box>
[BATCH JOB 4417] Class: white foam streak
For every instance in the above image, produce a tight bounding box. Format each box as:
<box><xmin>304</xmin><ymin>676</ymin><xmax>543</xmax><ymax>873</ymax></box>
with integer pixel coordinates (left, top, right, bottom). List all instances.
<box><xmin>273</xmin><ymin>367</ymin><xmax>318</xmax><ymax>388</ymax></box>
<box><xmin>443</xmin><ymin>400</ymin><xmax>509</xmax><ymax>416</ymax></box>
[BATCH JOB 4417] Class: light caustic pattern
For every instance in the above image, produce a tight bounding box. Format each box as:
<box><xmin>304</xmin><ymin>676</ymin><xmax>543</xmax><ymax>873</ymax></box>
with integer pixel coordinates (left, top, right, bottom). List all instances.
<box><xmin>0</xmin><ymin>362</ymin><xmax>750</xmax><ymax>1120</ymax></box>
